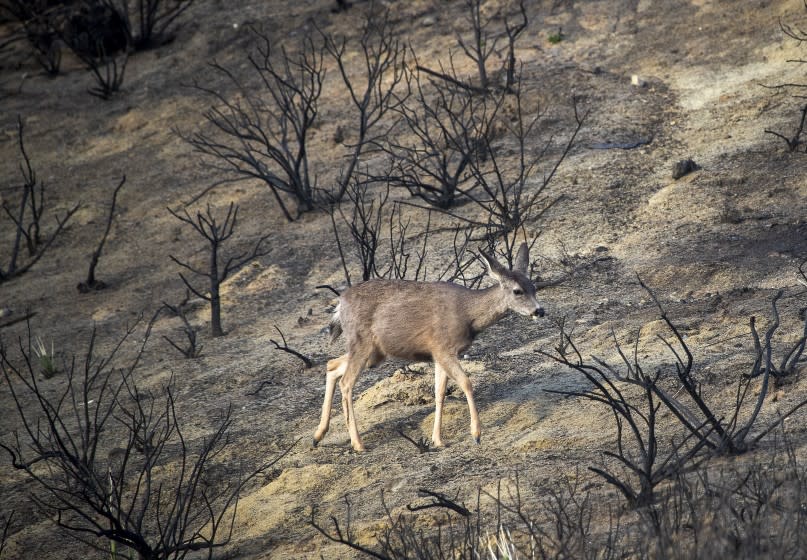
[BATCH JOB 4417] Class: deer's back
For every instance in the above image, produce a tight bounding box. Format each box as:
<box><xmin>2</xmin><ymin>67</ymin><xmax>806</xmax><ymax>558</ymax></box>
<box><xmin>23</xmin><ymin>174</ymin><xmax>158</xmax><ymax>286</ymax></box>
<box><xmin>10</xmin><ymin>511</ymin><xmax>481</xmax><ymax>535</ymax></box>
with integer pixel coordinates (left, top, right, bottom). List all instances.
<box><xmin>339</xmin><ymin>279</ymin><xmax>475</xmax><ymax>360</ymax></box>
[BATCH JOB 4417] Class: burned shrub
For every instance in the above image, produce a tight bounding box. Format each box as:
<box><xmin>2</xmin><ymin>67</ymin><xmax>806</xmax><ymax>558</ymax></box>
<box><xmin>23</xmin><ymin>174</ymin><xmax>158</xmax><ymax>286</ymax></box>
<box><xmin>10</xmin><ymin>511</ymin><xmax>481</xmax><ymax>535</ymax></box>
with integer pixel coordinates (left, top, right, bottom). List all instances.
<box><xmin>62</xmin><ymin>1</ymin><xmax>129</xmax><ymax>58</ymax></box>
<box><xmin>184</xmin><ymin>6</ymin><xmax>406</xmax><ymax>220</ymax></box>
<box><xmin>1</xmin><ymin>116</ymin><xmax>79</xmax><ymax>283</ymax></box>
<box><xmin>0</xmin><ymin>319</ymin><xmax>294</xmax><ymax>560</ymax></box>
<box><xmin>1</xmin><ymin>0</ymin><xmax>64</xmax><ymax>74</ymax></box>
<box><xmin>168</xmin><ymin>202</ymin><xmax>270</xmax><ymax>337</ymax></box>
<box><xmin>544</xmin><ymin>282</ymin><xmax>807</xmax><ymax>510</ymax></box>
<box><xmin>63</xmin><ymin>0</ymin><xmax>194</xmax><ymax>54</ymax></box>
<box><xmin>765</xmin><ymin>4</ymin><xmax>807</xmax><ymax>151</ymax></box>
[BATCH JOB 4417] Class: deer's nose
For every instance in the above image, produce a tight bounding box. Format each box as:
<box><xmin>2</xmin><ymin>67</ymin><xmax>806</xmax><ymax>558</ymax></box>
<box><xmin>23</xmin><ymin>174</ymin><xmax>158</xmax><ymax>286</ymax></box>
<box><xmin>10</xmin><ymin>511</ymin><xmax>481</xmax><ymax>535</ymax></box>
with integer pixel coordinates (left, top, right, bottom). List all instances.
<box><xmin>533</xmin><ymin>307</ymin><xmax>545</xmax><ymax>318</ymax></box>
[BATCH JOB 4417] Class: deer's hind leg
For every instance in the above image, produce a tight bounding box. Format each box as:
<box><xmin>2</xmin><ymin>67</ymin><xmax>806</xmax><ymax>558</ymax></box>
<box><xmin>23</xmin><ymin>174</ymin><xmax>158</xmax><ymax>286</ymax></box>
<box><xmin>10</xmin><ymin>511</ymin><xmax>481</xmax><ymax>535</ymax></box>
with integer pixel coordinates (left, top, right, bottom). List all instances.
<box><xmin>339</xmin><ymin>348</ymin><xmax>375</xmax><ymax>452</ymax></box>
<box><xmin>313</xmin><ymin>355</ymin><xmax>348</xmax><ymax>446</ymax></box>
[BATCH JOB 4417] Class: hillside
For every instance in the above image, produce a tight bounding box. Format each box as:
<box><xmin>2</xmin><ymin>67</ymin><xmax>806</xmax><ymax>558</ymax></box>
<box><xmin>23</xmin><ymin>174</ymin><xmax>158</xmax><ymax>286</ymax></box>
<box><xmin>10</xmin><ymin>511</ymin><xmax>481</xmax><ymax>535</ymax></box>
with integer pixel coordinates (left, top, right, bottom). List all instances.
<box><xmin>2</xmin><ymin>0</ymin><xmax>807</xmax><ymax>558</ymax></box>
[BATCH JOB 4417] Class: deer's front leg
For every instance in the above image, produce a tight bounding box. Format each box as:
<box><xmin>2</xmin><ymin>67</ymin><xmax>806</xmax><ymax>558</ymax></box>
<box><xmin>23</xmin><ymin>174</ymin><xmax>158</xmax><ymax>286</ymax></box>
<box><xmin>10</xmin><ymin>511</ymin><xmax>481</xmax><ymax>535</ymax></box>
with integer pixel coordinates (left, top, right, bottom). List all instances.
<box><xmin>431</xmin><ymin>363</ymin><xmax>448</xmax><ymax>447</ymax></box>
<box><xmin>439</xmin><ymin>356</ymin><xmax>481</xmax><ymax>444</ymax></box>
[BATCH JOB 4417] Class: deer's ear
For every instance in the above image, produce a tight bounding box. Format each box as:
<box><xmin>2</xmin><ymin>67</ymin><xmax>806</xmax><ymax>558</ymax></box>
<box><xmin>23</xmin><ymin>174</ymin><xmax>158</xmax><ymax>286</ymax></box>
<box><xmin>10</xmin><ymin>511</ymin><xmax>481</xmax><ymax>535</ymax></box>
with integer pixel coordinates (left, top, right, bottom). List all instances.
<box><xmin>479</xmin><ymin>249</ymin><xmax>507</xmax><ymax>284</ymax></box>
<box><xmin>515</xmin><ymin>242</ymin><xmax>529</xmax><ymax>275</ymax></box>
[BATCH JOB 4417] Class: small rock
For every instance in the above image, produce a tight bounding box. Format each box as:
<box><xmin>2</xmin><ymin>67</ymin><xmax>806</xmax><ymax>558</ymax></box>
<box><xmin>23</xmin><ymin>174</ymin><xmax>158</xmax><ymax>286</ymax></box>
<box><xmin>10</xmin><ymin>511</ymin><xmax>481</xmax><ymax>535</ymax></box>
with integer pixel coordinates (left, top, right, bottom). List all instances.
<box><xmin>421</xmin><ymin>16</ymin><xmax>435</xmax><ymax>27</ymax></box>
<box><xmin>333</xmin><ymin>125</ymin><xmax>345</xmax><ymax>144</ymax></box>
<box><xmin>672</xmin><ymin>158</ymin><xmax>699</xmax><ymax>180</ymax></box>
<box><xmin>630</xmin><ymin>74</ymin><xmax>646</xmax><ymax>87</ymax></box>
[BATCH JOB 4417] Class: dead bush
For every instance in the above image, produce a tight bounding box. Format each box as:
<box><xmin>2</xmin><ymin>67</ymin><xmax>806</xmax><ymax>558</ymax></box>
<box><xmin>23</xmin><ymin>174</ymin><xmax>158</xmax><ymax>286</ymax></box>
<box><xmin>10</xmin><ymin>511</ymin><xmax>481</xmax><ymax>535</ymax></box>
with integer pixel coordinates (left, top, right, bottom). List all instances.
<box><xmin>0</xmin><ymin>318</ymin><xmax>294</xmax><ymax>560</ymax></box>
<box><xmin>1</xmin><ymin>116</ymin><xmax>79</xmax><ymax>283</ymax></box>
<box><xmin>544</xmin><ymin>282</ymin><xmax>807</xmax><ymax>510</ymax></box>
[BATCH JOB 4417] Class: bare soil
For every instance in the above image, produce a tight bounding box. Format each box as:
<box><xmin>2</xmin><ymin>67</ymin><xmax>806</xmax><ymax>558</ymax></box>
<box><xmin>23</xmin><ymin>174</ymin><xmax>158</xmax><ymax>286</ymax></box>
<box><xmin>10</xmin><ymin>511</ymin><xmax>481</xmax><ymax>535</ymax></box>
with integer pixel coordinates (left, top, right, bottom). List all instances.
<box><xmin>2</xmin><ymin>0</ymin><xmax>807</xmax><ymax>558</ymax></box>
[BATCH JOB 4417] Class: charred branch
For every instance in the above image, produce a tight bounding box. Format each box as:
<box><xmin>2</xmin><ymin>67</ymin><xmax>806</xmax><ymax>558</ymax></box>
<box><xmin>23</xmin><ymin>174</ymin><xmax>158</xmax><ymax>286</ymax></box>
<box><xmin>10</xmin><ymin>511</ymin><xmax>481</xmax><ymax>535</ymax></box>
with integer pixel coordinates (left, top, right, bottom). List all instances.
<box><xmin>57</xmin><ymin>5</ymin><xmax>130</xmax><ymax>99</ymax></box>
<box><xmin>83</xmin><ymin>48</ymin><xmax>127</xmax><ymax>99</ymax></box>
<box><xmin>311</xmin><ymin>495</ymin><xmax>392</xmax><ymax>560</ymax></box>
<box><xmin>0</xmin><ymin>510</ymin><xmax>12</xmax><ymax>558</ymax></box>
<box><xmin>270</xmin><ymin>325</ymin><xmax>313</xmax><ymax>368</ymax></box>
<box><xmin>543</xmin><ymin>320</ymin><xmax>712</xmax><ymax>508</ymax></box>
<box><xmin>329</xmin><ymin>180</ymin><xmax>444</xmax><ymax>286</ymax></box>
<box><xmin>315</xmin><ymin>284</ymin><xmax>341</xmax><ymax>297</ymax></box>
<box><xmin>396</xmin><ymin>429</ymin><xmax>432</xmax><ymax>453</ymax></box>
<box><xmin>329</xmin><ymin>179</ymin><xmax>387</xmax><ymax>285</ymax></box>
<box><xmin>115</xmin><ymin>0</ymin><xmax>196</xmax><ymax>50</ymax></box>
<box><xmin>0</xmin><ymin>311</ymin><xmax>37</xmax><ymax>331</ymax></box>
<box><xmin>504</xmin><ymin>1</ymin><xmax>528</xmax><ymax>92</ymax></box>
<box><xmin>413</xmin><ymin>63</ymin><xmax>487</xmax><ymax>95</ymax></box>
<box><xmin>161</xmin><ymin>295</ymin><xmax>202</xmax><ymax>358</ymax></box>
<box><xmin>2</xmin><ymin>0</ymin><xmax>62</xmax><ymax>74</ymax></box>
<box><xmin>765</xmin><ymin>103</ymin><xmax>807</xmax><ymax>152</ymax></box>
<box><xmin>766</xmin><ymin>5</ymin><xmax>807</xmax><ymax>151</ymax></box>
<box><xmin>78</xmin><ymin>175</ymin><xmax>125</xmax><ymax>293</ymax></box>
<box><xmin>544</xmin><ymin>279</ymin><xmax>807</xmax><ymax>510</ymax></box>
<box><xmin>406</xmin><ymin>488</ymin><xmax>472</xmax><ymax>517</ymax></box>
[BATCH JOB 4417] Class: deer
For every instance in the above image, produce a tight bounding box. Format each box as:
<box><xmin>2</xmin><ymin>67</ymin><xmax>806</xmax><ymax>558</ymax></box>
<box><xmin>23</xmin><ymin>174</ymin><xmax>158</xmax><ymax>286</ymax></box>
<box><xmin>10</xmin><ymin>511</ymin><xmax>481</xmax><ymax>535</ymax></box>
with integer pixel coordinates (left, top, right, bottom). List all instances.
<box><xmin>313</xmin><ymin>242</ymin><xmax>545</xmax><ymax>452</ymax></box>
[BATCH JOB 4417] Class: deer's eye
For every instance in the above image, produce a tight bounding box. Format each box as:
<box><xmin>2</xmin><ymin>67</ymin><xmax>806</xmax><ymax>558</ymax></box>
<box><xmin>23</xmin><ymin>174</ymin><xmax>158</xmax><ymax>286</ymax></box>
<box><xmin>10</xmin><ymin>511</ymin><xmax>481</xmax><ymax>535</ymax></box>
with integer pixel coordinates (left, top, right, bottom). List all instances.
<box><xmin>513</xmin><ymin>288</ymin><xmax>524</xmax><ymax>296</ymax></box>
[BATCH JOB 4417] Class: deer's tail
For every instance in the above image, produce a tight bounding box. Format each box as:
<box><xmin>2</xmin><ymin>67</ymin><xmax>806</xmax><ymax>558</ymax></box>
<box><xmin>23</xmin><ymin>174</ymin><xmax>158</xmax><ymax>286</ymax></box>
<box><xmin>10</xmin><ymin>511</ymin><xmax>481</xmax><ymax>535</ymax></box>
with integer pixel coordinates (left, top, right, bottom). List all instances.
<box><xmin>329</xmin><ymin>303</ymin><xmax>343</xmax><ymax>343</ymax></box>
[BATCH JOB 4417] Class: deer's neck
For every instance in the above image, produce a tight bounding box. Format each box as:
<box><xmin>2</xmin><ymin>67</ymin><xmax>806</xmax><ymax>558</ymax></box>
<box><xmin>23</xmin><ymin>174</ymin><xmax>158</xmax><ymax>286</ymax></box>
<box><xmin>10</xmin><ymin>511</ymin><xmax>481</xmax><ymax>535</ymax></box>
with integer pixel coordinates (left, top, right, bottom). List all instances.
<box><xmin>467</xmin><ymin>286</ymin><xmax>509</xmax><ymax>333</ymax></box>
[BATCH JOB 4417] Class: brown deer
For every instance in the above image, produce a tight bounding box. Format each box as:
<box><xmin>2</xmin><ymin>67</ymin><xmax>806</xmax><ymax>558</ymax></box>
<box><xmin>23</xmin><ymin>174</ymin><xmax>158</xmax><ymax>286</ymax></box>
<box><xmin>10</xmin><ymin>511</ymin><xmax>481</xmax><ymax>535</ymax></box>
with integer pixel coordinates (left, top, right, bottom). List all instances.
<box><xmin>313</xmin><ymin>242</ymin><xmax>544</xmax><ymax>451</ymax></box>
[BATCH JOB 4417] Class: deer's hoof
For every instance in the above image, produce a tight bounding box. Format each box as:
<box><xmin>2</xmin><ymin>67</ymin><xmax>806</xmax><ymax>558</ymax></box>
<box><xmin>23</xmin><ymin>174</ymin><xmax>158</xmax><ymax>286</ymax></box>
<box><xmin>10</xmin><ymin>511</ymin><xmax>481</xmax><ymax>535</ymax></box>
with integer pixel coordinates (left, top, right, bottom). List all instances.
<box><xmin>474</xmin><ymin>435</ymin><xmax>481</xmax><ymax>445</ymax></box>
<box><xmin>312</xmin><ymin>438</ymin><xmax>319</xmax><ymax>448</ymax></box>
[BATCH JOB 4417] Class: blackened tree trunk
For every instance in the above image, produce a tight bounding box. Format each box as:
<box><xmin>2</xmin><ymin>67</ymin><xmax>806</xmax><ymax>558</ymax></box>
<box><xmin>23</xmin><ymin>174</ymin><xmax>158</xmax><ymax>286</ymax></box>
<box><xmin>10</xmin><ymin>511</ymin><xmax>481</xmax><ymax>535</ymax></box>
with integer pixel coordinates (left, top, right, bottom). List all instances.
<box><xmin>208</xmin><ymin>242</ymin><xmax>223</xmax><ymax>337</ymax></box>
<box><xmin>169</xmin><ymin>203</ymin><xmax>269</xmax><ymax>337</ymax></box>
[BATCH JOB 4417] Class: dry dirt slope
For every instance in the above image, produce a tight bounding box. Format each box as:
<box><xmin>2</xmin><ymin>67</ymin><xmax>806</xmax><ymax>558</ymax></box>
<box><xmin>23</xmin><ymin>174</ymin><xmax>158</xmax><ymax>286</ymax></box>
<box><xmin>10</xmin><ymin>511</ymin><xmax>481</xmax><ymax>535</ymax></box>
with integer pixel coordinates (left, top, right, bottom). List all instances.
<box><xmin>1</xmin><ymin>0</ymin><xmax>807</xmax><ymax>558</ymax></box>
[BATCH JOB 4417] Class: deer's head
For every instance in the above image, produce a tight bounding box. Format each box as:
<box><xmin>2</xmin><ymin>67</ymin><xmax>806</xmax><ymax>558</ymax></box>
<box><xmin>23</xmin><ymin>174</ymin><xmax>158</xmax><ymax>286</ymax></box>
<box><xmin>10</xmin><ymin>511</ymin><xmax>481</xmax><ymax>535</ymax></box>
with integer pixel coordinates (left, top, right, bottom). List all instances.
<box><xmin>480</xmin><ymin>243</ymin><xmax>545</xmax><ymax>320</ymax></box>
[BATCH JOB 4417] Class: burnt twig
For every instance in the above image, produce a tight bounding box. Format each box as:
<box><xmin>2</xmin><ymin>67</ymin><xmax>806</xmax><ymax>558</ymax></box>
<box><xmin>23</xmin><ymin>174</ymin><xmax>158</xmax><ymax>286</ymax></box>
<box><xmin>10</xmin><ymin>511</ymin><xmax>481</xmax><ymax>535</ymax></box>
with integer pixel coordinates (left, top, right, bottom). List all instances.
<box><xmin>414</xmin><ymin>64</ymin><xmax>486</xmax><ymax>95</ymax></box>
<box><xmin>78</xmin><ymin>175</ymin><xmax>126</xmax><ymax>293</ymax></box>
<box><xmin>270</xmin><ymin>325</ymin><xmax>313</xmax><ymax>368</ymax></box>
<box><xmin>396</xmin><ymin>429</ymin><xmax>432</xmax><ymax>453</ymax></box>
<box><xmin>504</xmin><ymin>1</ymin><xmax>528</xmax><ymax>92</ymax></box>
<box><xmin>0</xmin><ymin>510</ymin><xmax>13</xmax><ymax>558</ymax></box>
<box><xmin>0</xmin><ymin>311</ymin><xmax>36</xmax><ymax>331</ymax></box>
<box><xmin>310</xmin><ymin>496</ymin><xmax>391</xmax><ymax>560</ymax></box>
<box><xmin>315</xmin><ymin>284</ymin><xmax>341</xmax><ymax>297</ymax></box>
<box><xmin>764</xmin><ymin>103</ymin><xmax>807</xmax><ymax>152</ymax></box>
<box><xmin>406</xmin><ymin>488</ymin><xmax>471</xmax><ymax>517</ymax></box>
<box><xmin>161</xmin><ymin>298</ymin><xmax>202</xmax><ymax>358</ymax></box>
